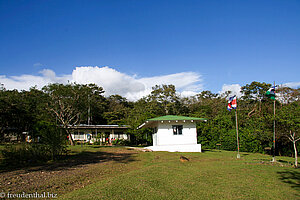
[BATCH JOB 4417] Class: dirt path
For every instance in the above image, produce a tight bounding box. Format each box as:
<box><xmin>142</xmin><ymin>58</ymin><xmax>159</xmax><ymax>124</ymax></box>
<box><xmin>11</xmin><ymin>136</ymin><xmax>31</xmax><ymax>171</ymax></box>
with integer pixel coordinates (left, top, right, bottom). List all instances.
<box><xmin>0</xmin><ymin>147</ymin><xmax>140</xmax><ymax>197</ymax></box>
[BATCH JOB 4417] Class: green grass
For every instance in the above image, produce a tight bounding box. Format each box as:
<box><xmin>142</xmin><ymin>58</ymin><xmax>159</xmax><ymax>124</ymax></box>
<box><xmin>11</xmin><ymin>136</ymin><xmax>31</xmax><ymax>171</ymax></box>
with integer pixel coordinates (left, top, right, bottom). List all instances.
<box><xmin>60</xmin><ymin>148</ymin><xmax>299</xmax><ymax>200</ymax></box>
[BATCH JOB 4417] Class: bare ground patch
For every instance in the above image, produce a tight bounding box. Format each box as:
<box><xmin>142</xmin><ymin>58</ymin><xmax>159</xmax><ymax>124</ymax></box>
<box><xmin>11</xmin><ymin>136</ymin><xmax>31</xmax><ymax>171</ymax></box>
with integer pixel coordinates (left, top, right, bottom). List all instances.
<box><xmin>0</xmin><ymin>147</ymin><xmax>140</xmax><ymax>197</ymax></box>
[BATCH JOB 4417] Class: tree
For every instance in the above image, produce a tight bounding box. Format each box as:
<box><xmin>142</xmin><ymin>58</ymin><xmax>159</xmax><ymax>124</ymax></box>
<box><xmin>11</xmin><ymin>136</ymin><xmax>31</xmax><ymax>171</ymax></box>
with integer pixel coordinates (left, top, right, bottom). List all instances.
<box><xmin>0</xmin><ymin>89</ymin><xmax>29</xmax><ymax>141</ymax></box>
<box><xmin>34</xmin><ymin>121</ymin><xmax>67</xmax><ymax>160</ymax></box>
<box><xmin>241</xmin><ymin>81</ymin><xmax>272</xmax><ymax>117</ymax></box>
<box><xmin>277</xmin><ymin>102</ymin><xmax>300</xmax><ymax>167</ymax></box>
<box><xmin>147</xmin><ymin>84</ymin><xmax>181</xmax><ymax>115</ymax></box>
<box><xmin>241</xmin><ymin>81</ymin><xmax>271</xmax><ymax>101</ymax></box>
<box><xmin>74</xmin><ymin>83</ymin><xmax>107</xmax><ymax>125</ymax></box>
<box><xmin>192</xmin><ymin>90</ymin><xmax>223</xmax><ymax>118</ymax></box>
<box><xmin>125</xmin><ymin>98</ymin><xmax>156</xmax><ymax>145</ymax></box>
<box><xmin>104</xmin><ymin>95</ymin><xmax>132</xmax><ymax>125</ymax></box>
<box><xmin>277</xmin><ymin>87</ymin><xmax>300</xmax><ymax>104</ymax></box>
<box><xmin>43</xmin><ymin>83</ymin><xmax>105</xmax><ymax>145</ymax></box>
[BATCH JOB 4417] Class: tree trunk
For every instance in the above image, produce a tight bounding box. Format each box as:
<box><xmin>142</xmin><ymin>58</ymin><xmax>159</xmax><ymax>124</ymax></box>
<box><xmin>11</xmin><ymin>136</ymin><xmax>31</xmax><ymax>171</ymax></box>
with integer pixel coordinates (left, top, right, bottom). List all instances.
<box><xmin>293</xmin><ymin>141</ymin><xmax>298</xmax><ymax>168</ymax></box>
<box><xmin>69</xmin><ymin>133</ymin><xmax>74</xmax><ymax>146</ymax></box>
<box><xmin>66</xmin><ymin>129</ymin><xmax>75</xmax><ymax>146</ymax></box>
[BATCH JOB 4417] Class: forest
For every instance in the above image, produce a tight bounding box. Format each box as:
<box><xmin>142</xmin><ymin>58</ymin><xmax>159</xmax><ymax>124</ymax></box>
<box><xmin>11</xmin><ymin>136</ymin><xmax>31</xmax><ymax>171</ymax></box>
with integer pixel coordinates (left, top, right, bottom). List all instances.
<box><xmin>0</xmin><ymin>81</ymin><xmax>299</xmax><ymax>158</ymax></box>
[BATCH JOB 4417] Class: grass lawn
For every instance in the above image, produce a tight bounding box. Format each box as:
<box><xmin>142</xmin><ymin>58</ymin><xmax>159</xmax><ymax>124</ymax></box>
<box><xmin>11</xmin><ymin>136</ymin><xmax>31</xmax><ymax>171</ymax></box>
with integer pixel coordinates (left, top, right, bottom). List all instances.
<box><xmin>1</xmin><ymin>145</ymin><xmax>299</xmax><ymax>199</ymax></box>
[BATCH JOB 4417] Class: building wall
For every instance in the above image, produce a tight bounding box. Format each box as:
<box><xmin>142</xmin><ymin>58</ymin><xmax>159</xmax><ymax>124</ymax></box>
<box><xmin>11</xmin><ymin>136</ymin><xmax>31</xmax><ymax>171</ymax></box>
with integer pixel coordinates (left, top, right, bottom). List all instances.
<box><xmin>71</xmin><ymin>130</ymin><xmax>128</xmax><ymax>143</ymax></box>
<box><xmin>111</xmin><ymin>132</ymin><xmax>129</xmax><ymax>140</ymax></box>
<box><xmin>154</xmin><ymin>121</ymin><xmax>198</xmax><ymax>146</ymax></box>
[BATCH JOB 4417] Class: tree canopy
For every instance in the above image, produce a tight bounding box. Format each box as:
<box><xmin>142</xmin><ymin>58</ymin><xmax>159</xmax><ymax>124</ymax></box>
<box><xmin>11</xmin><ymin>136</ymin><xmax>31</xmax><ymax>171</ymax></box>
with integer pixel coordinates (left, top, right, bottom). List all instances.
<box><xmin>0</xmin><ymin>81</ymin><xmax>299</xmax><ymax>158</ymax></box>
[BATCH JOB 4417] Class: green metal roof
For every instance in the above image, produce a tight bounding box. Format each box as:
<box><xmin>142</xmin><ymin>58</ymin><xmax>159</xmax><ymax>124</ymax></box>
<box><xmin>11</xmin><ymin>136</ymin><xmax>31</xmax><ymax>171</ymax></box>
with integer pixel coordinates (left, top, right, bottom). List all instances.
<box><xmin>147</xmin><ymin>115</ymin><xmax>206</xmax><ymax>121</ymax></box>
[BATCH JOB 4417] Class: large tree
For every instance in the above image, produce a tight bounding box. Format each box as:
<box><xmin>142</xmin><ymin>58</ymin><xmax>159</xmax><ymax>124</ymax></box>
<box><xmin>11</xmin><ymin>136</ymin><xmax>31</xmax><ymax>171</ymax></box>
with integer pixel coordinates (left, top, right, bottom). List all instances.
<box><xmin>43</xmin><ymin>83</ymin><xmax>105</xmax><ymax>145</ymax></box>
<box><xmin>240</xmin><ymin>81</ymin><xmax>272</xmax><ymax>117</ymax></box>
<box><xmin>147</xmin><ymin>84</ymin><xmax>182</xmax><ymax>115</ymax></box>
<box><xmin>277</xmin><ymin>101</ymin><xmax>300</xmax><ymax>167</ymax></box>
<box><xmin>104</xmin><ymin>95</ymin><xmax>132</xmax><ymax>125</ymax></box>
<box><xmin>276</xmin><ymin>87</ymin><xmax>300</xmax><ymax>104</ymax></box>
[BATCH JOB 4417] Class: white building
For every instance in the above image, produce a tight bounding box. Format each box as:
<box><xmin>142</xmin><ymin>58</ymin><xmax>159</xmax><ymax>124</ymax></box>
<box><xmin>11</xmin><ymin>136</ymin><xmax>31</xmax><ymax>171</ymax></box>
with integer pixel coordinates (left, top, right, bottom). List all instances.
<box><xmin>139</xmin><ymin>115</ymin><xmax>206</xmax><ymax>152</ymax></box>
<box><xmin>68</xmin><ymin>124</ymin><xmax>129</xmax><ymax>144</ymax></box>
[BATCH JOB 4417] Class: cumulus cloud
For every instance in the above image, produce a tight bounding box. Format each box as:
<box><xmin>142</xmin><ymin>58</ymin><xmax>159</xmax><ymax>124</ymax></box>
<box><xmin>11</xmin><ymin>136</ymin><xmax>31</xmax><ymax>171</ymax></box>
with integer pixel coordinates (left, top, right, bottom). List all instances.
<box><xmin>283</xmin><ymin>82</ymin><xmax>300</xmax><ymax>89</ymax></box>
<box><xmin>71</xmin><ymin>66</ymin><xmax>146</xmax><ymax>98</ymax></box>
<box><xmin>0</xmin><ymin>66</ymin><xmax>203</xmax><ymax>101</ymax></box>
<box><xmin>137</xmin><ymin>71</ymin><xmax>203</xmax><ymax>99</ymax></box>
<box><xmin>220</xmin><ymin>84</ymin><xmax>242</xmax><ymax>97</ymax></box>
<box><xmin>71</xmin><ymin>66</ymin><xmax>203</xmax><ymax>100</ymax></box>
<box><xmin>0</xmin><ymin>70</ymin><xmax>70</xmax><ymax>91</ymax></box>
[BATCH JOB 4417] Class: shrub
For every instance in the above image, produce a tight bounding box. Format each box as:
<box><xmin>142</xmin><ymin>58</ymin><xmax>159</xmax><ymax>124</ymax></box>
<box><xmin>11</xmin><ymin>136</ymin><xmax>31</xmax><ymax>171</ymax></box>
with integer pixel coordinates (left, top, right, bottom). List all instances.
<box><xmin>2</xmin><ymin>143</ymin><xmax>51</xmax><ymax>166</ymax></box>
<box><xmin>112</xmin><ymin>139</ymin><xmax>130</xmax><ymax>146</ymax></box>
<box><xmin>36</xmin><ymin>121</ymin><xmax>67</xmax><ymax>160</ymax></box>
<box><xmin>1</xmin><ymin>122</ymin><xmax>68</xmax><ymax>166</ymax></box>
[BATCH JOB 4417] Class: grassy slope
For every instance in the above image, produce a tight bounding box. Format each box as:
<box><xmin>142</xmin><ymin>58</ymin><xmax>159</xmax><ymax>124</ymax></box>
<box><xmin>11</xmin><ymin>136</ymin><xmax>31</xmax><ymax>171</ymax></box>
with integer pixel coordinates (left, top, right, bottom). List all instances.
<box><xmin>61</xmin><ymin>149</ymin><xmax>299</xmax><ymax>200</ymax></box>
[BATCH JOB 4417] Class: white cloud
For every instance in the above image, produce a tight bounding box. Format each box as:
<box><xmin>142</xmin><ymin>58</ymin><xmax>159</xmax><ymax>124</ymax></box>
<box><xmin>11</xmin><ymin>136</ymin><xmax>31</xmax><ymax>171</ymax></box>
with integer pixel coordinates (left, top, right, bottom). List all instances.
<box><xmin>220</xmin><ymin>84</ymin><xmax>242</xmax><ymax>97</ymax></box>
<box><xmin>0</xmin><ymin>70</ymin><xmax>70</xmax><ymax>91</ymax></box>
<box><xmin>180</xmin><ymin>91</ymin><xmax>198</xmax><ymax>97</ymax></box>
<box><xmin>139</xmin><ymin>72</ymin><xmax>202</xmax><ymax>91</ymax></box>
<box><xmin>0</xmin><ymin>66</ymin><xmax>203</xmax><ymax>101</ymax></box>
<box><xmin>71</xmin><ymin>66</ymin><xmax>146</xmax><ymax>98</ymax></box>
<box><xmin>33</xmin><ymin>63</ymin><xmax>44</xmax><ymax>67</ymax></box>
<box><xmin>137</xmin><ymin>71</ymin><xmax>203</xmax><ymax>99</ymax></box>
<box><xmin>283</xmin><ymin>82</ymin><xmax>300</xmax><ymax>89</ymax></box>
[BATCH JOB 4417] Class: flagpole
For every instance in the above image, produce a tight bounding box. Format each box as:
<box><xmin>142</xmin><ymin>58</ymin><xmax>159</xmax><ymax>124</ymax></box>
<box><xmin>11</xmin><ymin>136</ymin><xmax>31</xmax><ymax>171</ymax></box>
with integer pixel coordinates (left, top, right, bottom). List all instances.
<box><xmin>272</xmin><ymin>81</ymin><xmax>276</xmax><ymax>162</ymax></box>
<box><xmin>235</xmin><ymin>107</ymin><xmax>240</xmax><ymax>159</ymax></box>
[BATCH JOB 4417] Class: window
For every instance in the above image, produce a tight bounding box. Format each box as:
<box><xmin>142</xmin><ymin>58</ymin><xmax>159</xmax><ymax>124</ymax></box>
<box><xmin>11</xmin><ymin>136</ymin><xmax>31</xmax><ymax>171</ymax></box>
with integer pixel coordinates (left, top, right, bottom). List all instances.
<box><xmin>172</xmin><ymin>125</ymin><xmax>183</xmax><ymax>135</ymax></box>
<box><xmin>92</xmin><ymin>131</ymin><xmax>96</xmax><ymax>137</ymax></box>
<box><xmin>79</xmin><ymin>132</ymin><xmax>84</xmax><ymax>139</ymax></box>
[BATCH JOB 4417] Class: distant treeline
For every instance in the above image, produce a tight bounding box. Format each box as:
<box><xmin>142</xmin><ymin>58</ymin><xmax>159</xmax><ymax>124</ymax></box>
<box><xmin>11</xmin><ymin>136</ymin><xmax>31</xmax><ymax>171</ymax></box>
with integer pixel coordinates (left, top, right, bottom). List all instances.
<box><xmin>0</xmin><ymin>82</ymin><xmax>299</xmax><ymax>156</ymax></box>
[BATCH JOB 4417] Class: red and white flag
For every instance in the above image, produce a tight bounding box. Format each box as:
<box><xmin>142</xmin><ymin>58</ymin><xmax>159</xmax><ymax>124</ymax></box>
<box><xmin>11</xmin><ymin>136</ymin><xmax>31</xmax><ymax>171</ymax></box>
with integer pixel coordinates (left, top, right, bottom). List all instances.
<box><xmin>227</xmin><ymin>95</ymin><xmax>237</xmax><ymax>111</ymax></box>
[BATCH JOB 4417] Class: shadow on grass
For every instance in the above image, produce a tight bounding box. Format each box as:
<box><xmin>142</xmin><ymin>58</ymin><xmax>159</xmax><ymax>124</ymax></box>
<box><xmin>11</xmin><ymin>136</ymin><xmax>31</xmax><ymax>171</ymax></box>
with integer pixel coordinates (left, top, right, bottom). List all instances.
<box><xmin>277</xmin><ymin>170</ymin><xmax>300</xmax><ymax>192</ymax></box>
<box><xmin>201</xmin><ymin>149</ymin><xmax>214</xmax><ymax>152</ymax></box>
<box><xmin>240</xmin><ymin>153</ymin><xmax>250</xmax><ymax>158</ymax></box>
<box><xmin>277</xmin><ymin>159</ymin><xmax>294</xmax><ymax>166</ymax></box>
<box><xmin>253</xmin><ymin>157</ymin><xmax>273</xmax><ymax>162</ymax></box>
<box><xmin>0</xmin><ymin>148</ymin><xmax>137</xmax><ymax>174</ymax></box>
<box><xmin>88</xmin><ymin>145</ymin><xmax>115</xmax><ymax>149</ymax></box>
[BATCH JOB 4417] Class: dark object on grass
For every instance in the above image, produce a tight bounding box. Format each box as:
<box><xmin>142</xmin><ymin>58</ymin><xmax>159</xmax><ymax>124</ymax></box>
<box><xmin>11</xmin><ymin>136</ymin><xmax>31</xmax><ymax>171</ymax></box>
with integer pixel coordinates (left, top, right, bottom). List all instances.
<box><xmin>180</xmin><ymin>156</ymin><xmax>189</xmax><ymax>162</ymax></box>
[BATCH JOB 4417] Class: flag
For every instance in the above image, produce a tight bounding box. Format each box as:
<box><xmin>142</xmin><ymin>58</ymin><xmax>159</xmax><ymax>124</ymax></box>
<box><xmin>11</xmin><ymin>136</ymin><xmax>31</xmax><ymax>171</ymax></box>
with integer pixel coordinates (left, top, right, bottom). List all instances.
<box><xmin>227</xmin><ymin>95</ymin><xmax>237</xmax><ymax>111</ymax></box>
<box><xmin>265</xmin><ymin>86</ymin><xmax>276</xmax><ymax>100</ymax></box>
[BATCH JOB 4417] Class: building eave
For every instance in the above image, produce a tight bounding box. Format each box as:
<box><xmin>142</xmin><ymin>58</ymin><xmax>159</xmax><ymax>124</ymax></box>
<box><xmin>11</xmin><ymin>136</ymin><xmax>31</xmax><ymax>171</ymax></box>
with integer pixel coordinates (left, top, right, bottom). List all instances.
<box><xmin>67</xmin><ymin>124</ymin><xmax>130</xmax><ymax>129</ymax></box>
<box><xmin>138</xmin><ymin>115</ymin><xmax>207</xmax><ymax>129</ymax></box>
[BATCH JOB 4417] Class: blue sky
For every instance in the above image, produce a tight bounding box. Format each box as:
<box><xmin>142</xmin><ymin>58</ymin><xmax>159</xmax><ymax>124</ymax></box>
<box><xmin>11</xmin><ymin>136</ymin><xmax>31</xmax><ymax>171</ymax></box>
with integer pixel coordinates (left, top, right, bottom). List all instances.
<box><xmin>0</xmin><ymin>0</ymin><xmax>299</xmax><ymax>99</ymax></box>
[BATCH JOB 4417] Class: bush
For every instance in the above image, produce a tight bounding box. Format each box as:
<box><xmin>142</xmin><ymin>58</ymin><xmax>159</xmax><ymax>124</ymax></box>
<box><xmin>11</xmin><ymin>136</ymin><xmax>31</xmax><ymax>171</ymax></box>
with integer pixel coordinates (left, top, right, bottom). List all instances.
<box><xmin>1</xmin><ymin>122</ymin><xmax>68</xmax><ymax>166</ymax></box>
<box><xmin>35</xmin><ymin>121</ymin><xmax>67</xmax><ymax>160</ymax></box>
<box><xmin>2</xmin><ymin>143</ymin><xmax>51</xmax><ymax>166</ymax></box>
<box><xmin>112</xmin><ymin>139</ymin><xmax>130</xmax><ymax>146</ymax></box>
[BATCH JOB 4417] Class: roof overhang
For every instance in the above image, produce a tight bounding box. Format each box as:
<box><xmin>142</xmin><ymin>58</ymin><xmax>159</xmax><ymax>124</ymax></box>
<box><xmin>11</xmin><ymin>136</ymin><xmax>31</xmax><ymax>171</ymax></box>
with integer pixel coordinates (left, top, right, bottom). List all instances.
<box><xmin>67</xmin><ymin>124</ymin><xmax>129</xmax><ymax>130</ymax></box>
<box><xmin>138</xmin><ymin>118</ymin><xmax>207</xmax><ymax>129</ymax></box>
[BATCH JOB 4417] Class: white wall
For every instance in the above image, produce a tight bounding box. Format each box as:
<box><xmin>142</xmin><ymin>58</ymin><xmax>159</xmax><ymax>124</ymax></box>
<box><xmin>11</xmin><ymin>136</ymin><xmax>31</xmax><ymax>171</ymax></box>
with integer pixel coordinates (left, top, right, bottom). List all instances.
<box><xmin>154</xmin><ymin>121</ymin><xmax>198</xmax><ymax>146</ymax></box>
<box><xmin>71</xmin><ymin>130</ymin><xmax>128</xmax><ymax>142</ymax></box>
<box><xmin>111</xmin><ymin>132</ymin><xmax>129</xmax><ymax>140</ymax></box>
